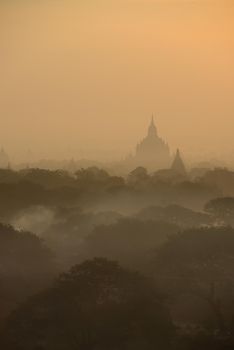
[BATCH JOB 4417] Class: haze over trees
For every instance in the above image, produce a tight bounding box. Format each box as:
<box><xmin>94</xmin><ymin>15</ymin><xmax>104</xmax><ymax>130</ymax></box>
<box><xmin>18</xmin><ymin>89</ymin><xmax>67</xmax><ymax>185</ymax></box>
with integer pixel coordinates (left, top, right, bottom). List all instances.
<box><xmin>1</xmin><ymin>0</ymin><xmax>233</xmax><ymax>347</ymax></box>
<box><xmin>0</xmin><ymin>164</ymin><xmax>234</xmax><ymax>349</ymax></box>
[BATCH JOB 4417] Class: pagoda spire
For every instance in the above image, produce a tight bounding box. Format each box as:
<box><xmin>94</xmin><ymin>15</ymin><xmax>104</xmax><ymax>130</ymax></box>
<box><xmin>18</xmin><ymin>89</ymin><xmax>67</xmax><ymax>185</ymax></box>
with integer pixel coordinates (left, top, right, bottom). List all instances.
<box><xmin>171</xmin><ymin>149</ymin><xmax>186</xmax><ymax>175</ymax></box>
<box><xmin>147</xmin><ymin>114</ymin><xmax>157</xmax><ymax>137</ymax></box>
<box><xmin>150</xmin><ymin>114</ymin><xmax>156</xmax><ymax>127</ymax></box>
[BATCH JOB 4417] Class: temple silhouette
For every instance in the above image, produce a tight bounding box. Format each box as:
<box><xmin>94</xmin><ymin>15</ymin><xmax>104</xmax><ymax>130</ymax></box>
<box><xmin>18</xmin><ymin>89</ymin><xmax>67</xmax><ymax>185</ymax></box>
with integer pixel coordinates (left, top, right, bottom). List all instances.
<box><xmin>122</xmin><ymin>116</ymin><xmax>186</xmax><ymax>174</ymax></box>
<box><xmin>134</xmin><ymin>116</ymin><xmax>171</xmax><ymax>170</ymax></box>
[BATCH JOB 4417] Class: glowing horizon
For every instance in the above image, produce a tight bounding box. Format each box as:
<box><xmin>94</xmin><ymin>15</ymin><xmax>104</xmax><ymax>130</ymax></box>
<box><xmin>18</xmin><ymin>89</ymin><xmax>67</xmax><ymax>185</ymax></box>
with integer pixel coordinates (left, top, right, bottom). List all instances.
<box><xmin>1</xmin><ymin>0</ymin><xmax>233</xmax><ymax>164</ymax></box>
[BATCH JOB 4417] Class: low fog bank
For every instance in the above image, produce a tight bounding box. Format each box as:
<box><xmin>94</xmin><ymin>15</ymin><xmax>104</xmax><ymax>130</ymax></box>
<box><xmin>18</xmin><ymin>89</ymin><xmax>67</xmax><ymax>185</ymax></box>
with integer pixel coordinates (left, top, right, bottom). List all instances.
<box><xmin>0</xmin><ymin>165</ymin><xmax>233</xmax><ymax>269</ymax></box>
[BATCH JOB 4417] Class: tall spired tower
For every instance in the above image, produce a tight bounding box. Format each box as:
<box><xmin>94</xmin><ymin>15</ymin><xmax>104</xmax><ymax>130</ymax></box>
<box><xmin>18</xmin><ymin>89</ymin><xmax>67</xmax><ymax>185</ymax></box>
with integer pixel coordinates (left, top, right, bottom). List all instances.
<box><xmin>134</xmin><ymin>116</ymin><xmax>171</xmax><ymax>170</ymax></box>
<box><xmin>171</xmin><ymin>149</ymin><xmax>186</xmax><ymax>175</ymax></box>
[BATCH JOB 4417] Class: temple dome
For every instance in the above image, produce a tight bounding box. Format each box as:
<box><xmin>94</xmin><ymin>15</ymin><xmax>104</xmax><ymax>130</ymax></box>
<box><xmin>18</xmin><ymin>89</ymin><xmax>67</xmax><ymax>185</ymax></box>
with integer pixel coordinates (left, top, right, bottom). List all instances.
<box><xmin>133</xmin><ymin>116</ymin><xmax>171</xmax><ymax>171</ymax></box>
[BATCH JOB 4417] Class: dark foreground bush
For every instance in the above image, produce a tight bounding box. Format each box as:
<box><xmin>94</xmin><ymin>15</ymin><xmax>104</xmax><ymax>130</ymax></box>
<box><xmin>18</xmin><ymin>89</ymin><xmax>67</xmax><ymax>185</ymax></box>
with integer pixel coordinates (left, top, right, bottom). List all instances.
<box><xmin>1</xmin><ymin>258</ymin><xmax>174</xmax><ymax>350</ymax></box>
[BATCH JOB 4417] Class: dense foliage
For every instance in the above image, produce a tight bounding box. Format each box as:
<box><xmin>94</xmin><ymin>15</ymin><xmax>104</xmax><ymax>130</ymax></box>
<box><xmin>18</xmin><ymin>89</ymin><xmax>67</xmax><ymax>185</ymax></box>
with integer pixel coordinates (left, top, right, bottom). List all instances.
<box><xmin>1</xmin><ymin>166</ymin><xmax>234</xmax><ymax>349</ymax></box>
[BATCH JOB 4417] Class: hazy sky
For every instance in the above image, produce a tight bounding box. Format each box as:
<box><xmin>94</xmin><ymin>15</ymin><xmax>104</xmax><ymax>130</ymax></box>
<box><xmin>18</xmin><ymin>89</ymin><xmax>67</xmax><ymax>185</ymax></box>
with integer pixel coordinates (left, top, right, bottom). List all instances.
<box><xmin>1</xmin><ymin>0</ymin><xmax>234</xmax><ymax>163</ymax></box>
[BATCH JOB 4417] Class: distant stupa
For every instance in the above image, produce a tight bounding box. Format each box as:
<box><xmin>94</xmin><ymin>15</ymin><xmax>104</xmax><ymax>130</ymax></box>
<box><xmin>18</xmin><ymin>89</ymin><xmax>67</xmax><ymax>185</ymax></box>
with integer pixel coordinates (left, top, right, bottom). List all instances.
<box><xmin>0</xmin><ymin>148</ymin><xmax>9</xmax><ymax>169</ymax></box>
<box><xmin>171</xmin><ymin>149</ymin><xmax>186</xmax><ymax>175</ymax></box>
<box><xmin>133</xmin><ymin>116</ymin><xmax>171</xmax><ymax>170</ymax></box>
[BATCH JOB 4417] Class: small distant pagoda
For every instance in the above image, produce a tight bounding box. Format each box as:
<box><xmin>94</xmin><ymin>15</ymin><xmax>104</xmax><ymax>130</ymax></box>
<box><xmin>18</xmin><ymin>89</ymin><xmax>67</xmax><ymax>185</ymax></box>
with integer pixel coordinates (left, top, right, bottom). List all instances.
<box><xmin>171</xmin><ymin>149</ymin><xmax>186</xmax><ymax>175</ymax></box>
<box><xmin>0</xmin><ymin>148</ymin><xmax>10</xmax><ymax>169</ymax></box>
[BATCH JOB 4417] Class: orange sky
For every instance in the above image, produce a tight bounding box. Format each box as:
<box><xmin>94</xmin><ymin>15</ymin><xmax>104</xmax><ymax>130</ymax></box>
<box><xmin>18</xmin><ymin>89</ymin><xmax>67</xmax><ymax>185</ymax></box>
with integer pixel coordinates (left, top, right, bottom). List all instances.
<box><xmin>0</xmin><ymin>0</ymin><xmax>234</xmax><ymax>163</ymax></box>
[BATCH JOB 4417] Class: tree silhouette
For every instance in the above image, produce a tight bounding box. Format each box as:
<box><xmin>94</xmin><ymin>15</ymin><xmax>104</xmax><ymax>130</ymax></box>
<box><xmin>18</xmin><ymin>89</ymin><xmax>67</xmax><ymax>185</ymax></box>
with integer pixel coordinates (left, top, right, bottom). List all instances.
<box><xmin>2</xmin><ymin>258</ymin><xmax>174</xmax><ymax>350</ymax></box>
<box><xmin>153</xmin><ymin>227</ymin><xmax>234</xmax><ymax>333</ymax></box>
